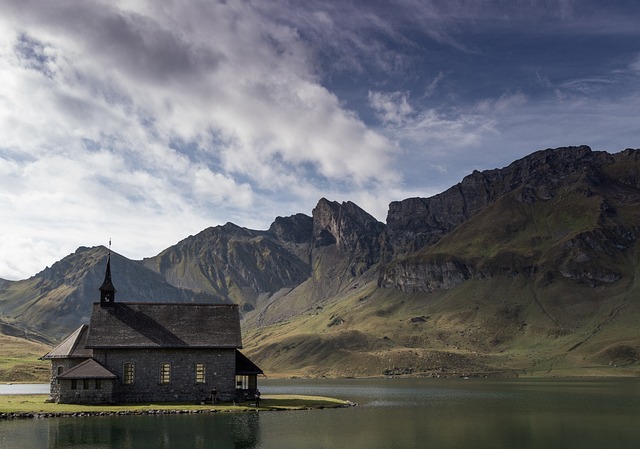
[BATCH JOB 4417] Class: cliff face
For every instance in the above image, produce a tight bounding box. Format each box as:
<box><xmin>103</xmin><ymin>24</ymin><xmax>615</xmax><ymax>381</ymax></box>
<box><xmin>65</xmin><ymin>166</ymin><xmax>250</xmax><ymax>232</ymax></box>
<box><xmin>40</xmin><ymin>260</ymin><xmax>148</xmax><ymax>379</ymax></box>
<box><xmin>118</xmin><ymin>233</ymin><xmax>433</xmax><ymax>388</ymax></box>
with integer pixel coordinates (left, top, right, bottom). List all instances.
<box><xmin>380</xmin><ymin>146</ymin><xmax>640</xmax><ymax>292</ymax></box>
<box><xmin>385</xmin><ymin>146</ymin><xmax>603</xmax><ymax>255</ymax></box>
<box><xmin>312</xmin><ymin>199</ymin><xmax>385</xmax><ymax>276</ymax></box>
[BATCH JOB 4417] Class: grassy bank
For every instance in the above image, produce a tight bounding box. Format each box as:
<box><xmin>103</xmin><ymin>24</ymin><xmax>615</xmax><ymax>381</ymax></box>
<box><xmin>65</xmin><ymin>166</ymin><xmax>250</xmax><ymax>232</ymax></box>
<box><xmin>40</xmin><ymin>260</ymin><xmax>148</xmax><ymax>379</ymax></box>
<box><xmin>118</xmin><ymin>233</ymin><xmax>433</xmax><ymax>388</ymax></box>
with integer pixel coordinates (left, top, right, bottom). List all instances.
<box><xmin>0</xmin><ymin>334</ymin><xmax>50</xmax><ymax>383</ymax></box>
<box><xmin>0</xmin><ymin>394</ymin><xmax>352</xmax><ymax>418</ymax></box>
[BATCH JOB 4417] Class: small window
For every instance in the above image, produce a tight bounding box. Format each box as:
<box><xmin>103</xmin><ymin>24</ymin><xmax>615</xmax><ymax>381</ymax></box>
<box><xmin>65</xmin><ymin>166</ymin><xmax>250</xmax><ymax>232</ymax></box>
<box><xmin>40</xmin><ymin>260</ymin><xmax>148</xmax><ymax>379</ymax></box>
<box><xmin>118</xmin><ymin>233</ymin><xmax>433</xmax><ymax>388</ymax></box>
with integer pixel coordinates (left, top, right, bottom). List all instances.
<box><xmin>71</xmin><ymin>379</ymin><xmax>77</xmax><ymax>390</ymax></box>
<box><xmin>236</xmin><ymin>375</ymin><xmax>248</xmax><ymax>390</ymax></box>
<box><xmin>96</xmin><ymin>379</ymin><xmax>102</xmax><ymax>390</ymax></box>
<box><xmin>123</xmin><ymin>362</ymin><xmax>135</xmax><ymax>385</ymax></box>
<box><xmin>57</xmin><ymin>366</ymin><xmax>64</xmax><ymax>376</ymax></box>
<box><xmin>160</xmin><ymin>363</ymin><xmax>171</xmax><ymax>384</ymax></box>
<box><xmin>83</xmin><ymin>379</ymin><xmax>89</xmax><ymax>390</ymax></box>
<box><xmin>195</xmin><ymin>363</ymin><xmax>206</xmax><ymax>384</ymax></box>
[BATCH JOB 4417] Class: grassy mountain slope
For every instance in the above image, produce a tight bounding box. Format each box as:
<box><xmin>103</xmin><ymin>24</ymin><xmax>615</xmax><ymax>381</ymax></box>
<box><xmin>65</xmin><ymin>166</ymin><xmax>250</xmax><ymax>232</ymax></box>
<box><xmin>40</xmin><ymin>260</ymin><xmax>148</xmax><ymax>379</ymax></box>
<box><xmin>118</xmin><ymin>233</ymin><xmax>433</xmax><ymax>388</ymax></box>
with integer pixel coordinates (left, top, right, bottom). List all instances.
<box><xmin>0</xmin><ymin>246</ymin><xmax>223</xmax><ymax>341</ymax></box>
<box><xmin>243</xmin><ymin>257</ymin><xmax>640</xmax><ymax>378</ymax></box>
<box><xmin>241</xmin><ymin>147</ymin><xmax>640</xmax><ymax>377</ymax></box>
<box><xmin>141</xmin><ymin>222</ymin><xmax>311</xmax><ymax>313</ymax></box>
<box><xmin>2</xmin><ymin>146</ymin><xmax>638</xmax><ymax>378</ymax></box>
<box><xmin>0</xmin><ymin>333</ymin><xmax>50</xmax><ymax>382</ymax></box>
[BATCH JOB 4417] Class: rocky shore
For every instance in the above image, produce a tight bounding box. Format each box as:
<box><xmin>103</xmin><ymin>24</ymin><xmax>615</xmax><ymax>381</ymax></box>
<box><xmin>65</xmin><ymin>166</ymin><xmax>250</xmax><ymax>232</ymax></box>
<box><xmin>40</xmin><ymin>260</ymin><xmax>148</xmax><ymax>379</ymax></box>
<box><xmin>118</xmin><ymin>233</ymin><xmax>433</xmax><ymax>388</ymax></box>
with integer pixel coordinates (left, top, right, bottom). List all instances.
<box><xmin>0</xmin><ymin>398</ymin><xmax>356</xmax><ymax>420</ymax></box>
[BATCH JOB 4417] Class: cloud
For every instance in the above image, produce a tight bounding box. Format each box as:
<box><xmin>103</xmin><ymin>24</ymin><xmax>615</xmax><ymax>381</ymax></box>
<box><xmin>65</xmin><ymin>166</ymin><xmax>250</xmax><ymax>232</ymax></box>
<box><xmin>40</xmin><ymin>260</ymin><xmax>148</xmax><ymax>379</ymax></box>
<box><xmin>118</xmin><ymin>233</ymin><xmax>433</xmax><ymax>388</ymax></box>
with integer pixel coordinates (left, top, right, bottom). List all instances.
<box><xmin>369</xmin><ymin>90</ymin><xmax>497</xmax><ymax>154</ymax></box>
<box><xmin>368</xmin><ymin>91</ymin><xmax>415</xmax><ymax>126</ymax></box>
<box><xmin>1</xmin><ymin>0</ymin><xmax>639</xmax><ymax>280</ymax></box>
<box><xmin>0</xmin><ymin>0</ymin><xmax>405</xmax><ymax>279</ymax></box>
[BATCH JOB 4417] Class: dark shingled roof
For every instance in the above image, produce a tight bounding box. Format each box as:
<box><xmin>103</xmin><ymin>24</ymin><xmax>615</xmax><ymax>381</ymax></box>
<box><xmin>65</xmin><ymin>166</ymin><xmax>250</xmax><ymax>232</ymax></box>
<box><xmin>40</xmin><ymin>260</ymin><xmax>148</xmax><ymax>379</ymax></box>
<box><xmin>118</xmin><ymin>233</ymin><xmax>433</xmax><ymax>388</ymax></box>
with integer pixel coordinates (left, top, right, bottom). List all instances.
<box><xmin>236</xmin><ymin>350</ymin><xmax>264</xmax><ymax>375</ymax></box>
<box><xmin>42</xmin><ymin>325</ymin><xmax>93</xmax><ymax>359</ymax></box>
<box><xmin>85</xmin><ymin>303</ymin><xmax>242</xmax><ymax>349</ymax></box>
<box><xmin>57</xmin><ymin>358</ymin><xmax>117</xmax><ymax>380</ymax></box>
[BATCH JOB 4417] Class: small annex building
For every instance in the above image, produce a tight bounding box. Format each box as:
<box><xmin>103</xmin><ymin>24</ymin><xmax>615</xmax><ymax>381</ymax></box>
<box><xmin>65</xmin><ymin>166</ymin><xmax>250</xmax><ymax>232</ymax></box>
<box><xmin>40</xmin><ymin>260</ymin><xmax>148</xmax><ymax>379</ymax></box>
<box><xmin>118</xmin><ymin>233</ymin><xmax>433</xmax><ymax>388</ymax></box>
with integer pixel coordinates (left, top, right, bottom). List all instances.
<box><xmin>43</xmin><ymin>254</ymin><xmax>263</xmax><ymax>404</ymax></box>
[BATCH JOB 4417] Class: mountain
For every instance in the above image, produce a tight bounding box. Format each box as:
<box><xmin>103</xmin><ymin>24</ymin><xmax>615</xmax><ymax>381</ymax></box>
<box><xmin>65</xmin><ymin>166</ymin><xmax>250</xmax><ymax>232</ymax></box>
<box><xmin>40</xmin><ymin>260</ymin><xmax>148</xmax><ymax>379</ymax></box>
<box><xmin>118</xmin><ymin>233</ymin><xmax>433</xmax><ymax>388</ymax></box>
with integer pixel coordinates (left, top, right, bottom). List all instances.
<box><xmin>0</xmin><ymin>246</ymin><xmax>223</xmax><ymax>341</ymax></box>
<box><xmin>140</xmin><ymin>219</ymin><xmax>312</xmax><ymax>313</ymax></box>
<box><xmin>380</xmin><ymin>145</ymin><xmax>640</xmax><ymax>291</ymax></box>
<box><xmin>2</xmin><ymin>145</ymin><xmax>639</xmax><ymax>377</ymax></box>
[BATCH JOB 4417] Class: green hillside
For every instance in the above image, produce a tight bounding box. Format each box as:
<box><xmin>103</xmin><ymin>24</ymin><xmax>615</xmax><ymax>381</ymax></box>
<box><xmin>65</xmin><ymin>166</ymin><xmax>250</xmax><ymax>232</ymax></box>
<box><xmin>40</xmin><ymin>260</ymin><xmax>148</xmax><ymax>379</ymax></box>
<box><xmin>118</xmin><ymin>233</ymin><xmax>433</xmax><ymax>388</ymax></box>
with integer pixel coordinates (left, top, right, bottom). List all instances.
<box><xmin>2</xmin><ymin>146</ymin><xmax>639</xmax><ymax>379</ymax></box>
<box><xmin>242</xmin><ymin>260</ymin><xmax>640</xmax><ymax>378</ymax></box>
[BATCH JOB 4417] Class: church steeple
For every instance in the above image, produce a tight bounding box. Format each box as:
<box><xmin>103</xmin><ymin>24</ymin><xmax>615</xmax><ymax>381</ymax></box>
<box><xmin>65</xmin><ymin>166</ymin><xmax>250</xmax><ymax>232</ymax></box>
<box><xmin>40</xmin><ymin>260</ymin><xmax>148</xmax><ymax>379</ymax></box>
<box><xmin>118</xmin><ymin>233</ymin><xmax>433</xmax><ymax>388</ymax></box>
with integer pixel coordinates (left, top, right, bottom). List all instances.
<box><xmin>99</xmin><ymin>249</ymin><xmax>117</xmax><ymax>307</ymax></box>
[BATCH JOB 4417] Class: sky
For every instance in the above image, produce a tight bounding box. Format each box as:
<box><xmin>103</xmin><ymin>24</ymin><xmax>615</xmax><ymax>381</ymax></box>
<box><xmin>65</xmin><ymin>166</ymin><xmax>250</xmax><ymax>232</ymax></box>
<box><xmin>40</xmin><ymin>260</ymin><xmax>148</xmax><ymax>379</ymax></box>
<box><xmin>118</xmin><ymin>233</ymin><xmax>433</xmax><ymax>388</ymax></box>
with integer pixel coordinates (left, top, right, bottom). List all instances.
<box><xmin>1</xmin><ymin>0</ymin><xmax>639</xmax><ymax>280</ymax></box>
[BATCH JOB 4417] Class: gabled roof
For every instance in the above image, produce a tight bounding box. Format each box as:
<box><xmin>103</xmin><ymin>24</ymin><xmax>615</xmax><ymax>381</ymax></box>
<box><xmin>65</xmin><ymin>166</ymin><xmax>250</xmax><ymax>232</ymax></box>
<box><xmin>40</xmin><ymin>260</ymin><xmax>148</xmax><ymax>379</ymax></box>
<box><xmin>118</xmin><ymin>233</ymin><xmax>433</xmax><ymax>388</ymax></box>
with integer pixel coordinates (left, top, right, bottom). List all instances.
<box><xmin>85</xmin><ymin>303</ymin><xmax>242</xmax><ymax>349</ymax></box>
<box><xmin>42</xmin><ymin>325</ymin><xmax>93</xmax><ymax>359</ymax></box>
<box><xmin>235</xmin><ymin>350</ymin><xmax>264</xmax><ymax>375</ymax></box>
<box><xmin>57</xmin><ymin>358</ymin><xmax>117</xmax><ymax>380</ymax></box>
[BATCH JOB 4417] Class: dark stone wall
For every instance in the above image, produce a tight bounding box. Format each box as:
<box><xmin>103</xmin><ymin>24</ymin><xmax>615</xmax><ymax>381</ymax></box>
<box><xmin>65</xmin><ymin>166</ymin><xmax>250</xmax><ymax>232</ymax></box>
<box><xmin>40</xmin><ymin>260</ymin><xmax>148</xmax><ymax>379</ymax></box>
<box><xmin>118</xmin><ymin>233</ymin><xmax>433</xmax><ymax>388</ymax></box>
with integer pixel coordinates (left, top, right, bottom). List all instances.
<box><xmin>48</xmin><ymin>359</ymin><xmax>88</xmax><ymax>402</ymax></box>
<box><xmin>58</xmin><ymin>378</ymin><xmax>115</xmax><ymax>404</ymax></box>
<box><xmin>92</xmin><ymin>348</ymin><xmax>236</xmax><ymax>403</ymax></box>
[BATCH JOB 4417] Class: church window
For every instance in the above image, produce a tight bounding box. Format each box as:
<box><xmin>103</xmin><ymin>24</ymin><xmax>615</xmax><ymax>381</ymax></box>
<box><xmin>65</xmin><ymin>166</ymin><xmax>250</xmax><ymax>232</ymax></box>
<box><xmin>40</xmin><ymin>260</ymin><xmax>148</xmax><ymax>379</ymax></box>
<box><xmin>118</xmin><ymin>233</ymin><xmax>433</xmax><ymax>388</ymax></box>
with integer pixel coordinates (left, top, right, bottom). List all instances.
<box><xmin>195</xmin><ymin>363</ymin><xmax>206</xmax><ymax>383</ymax></box>
<box><xmin>160</xmin><ymin>363</ymin><xmax>171</xmax><ymax>384</ymax></box>
<box><xmin>236</xmin><ymin>375</ymin><xmax>248</xmax><ymax>390</ymax></box>
<box><xmin>123</xmin><ymin>362</ymin><xmax>135</xmax><ymax>385</ymax></box>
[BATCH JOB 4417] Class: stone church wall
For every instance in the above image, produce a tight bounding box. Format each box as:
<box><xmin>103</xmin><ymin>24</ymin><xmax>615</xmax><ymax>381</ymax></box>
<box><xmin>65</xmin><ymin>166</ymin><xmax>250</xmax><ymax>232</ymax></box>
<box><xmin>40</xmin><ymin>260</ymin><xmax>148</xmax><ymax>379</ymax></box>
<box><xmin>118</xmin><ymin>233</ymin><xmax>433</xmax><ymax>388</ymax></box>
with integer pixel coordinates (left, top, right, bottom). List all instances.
<box><xmin>58</xmin><ymin>378</ymin><xmax>115</xmax><ymax>404</ymax></box>
<box><xmin>92</xmin><ymin>348</ymin><xmax>236</xmax><ymax>403</ymax></box>
<box><xmin>48</xmin><ymin>358</ymin><xmax>88</xmax><ymax>402</ymax></box>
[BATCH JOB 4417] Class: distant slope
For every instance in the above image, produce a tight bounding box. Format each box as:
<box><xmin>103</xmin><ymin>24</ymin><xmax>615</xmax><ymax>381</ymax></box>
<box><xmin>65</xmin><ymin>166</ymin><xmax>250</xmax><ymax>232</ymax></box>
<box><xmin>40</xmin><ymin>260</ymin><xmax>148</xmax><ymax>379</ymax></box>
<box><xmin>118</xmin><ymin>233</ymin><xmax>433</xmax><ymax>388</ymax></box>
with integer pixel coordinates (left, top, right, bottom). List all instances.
<box><xmin>0</xmin><ymin>246</ymin><xmax>224</xmax><ymax>341</ymax></box>
<box><xmin>0</xmin><ymin>333</ymin><xmax>50</xmax><ymax>382</ymax></box>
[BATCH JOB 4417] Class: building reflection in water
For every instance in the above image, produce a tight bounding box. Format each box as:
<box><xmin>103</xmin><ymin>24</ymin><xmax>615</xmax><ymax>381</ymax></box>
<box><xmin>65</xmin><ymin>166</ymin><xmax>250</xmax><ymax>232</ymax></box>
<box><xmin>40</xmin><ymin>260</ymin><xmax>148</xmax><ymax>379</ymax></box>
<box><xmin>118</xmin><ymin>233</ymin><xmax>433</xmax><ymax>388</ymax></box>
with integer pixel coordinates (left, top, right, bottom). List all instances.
<box><xmin>47</xmin><ymin>412</ymin><xmax>260</xmax><ymax>449</ymax></box>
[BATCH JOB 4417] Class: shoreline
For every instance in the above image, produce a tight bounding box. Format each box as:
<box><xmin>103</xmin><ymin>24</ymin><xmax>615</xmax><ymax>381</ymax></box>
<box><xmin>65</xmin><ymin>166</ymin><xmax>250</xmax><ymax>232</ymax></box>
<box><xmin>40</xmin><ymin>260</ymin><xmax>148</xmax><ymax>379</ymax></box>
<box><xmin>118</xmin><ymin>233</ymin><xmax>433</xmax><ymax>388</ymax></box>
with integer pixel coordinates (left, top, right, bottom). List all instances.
<box><xmin>0</xmin><ymin>394</ymin><xmax>356</xmax><ymax>420</ymax></box>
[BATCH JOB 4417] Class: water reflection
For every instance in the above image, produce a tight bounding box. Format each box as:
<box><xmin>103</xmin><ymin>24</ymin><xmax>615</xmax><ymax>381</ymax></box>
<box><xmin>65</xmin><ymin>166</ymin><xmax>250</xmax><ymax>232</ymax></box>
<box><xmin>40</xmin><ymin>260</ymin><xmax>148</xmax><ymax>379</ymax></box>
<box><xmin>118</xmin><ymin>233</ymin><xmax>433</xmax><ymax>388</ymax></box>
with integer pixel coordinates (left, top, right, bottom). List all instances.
<box><xmin>45</xmin><ymin>413</ymin><xmax>259</xmax><ymax>449</ymax></box>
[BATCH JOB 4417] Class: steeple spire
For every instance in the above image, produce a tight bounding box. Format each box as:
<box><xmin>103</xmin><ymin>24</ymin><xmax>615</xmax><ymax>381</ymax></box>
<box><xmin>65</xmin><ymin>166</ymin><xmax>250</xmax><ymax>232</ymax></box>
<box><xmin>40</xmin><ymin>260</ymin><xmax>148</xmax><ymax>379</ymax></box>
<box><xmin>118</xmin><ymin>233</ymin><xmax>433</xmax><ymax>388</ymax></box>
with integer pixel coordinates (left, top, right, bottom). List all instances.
<box><xmin>99</xmin><ymin>246</ymin><xmax>117</xmax><ymax>306</ymax></box>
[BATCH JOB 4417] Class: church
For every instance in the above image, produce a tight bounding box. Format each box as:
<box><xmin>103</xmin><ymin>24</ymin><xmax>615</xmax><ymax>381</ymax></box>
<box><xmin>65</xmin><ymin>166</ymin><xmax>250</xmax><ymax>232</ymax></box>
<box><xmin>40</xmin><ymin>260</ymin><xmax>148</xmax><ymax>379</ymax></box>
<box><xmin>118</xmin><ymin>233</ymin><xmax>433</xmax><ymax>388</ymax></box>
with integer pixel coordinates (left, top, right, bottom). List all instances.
<box><xmin>42</xmin><ymin>254</ymin><xmax>262</xmax><ymax>404</ymax></box>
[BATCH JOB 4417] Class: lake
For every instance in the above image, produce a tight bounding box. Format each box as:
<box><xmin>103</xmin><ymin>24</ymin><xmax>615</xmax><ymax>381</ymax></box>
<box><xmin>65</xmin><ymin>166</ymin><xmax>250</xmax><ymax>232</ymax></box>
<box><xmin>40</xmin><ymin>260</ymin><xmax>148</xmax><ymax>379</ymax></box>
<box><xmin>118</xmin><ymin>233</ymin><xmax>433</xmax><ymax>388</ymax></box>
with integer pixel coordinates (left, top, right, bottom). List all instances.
<box><xmin>1</xmin><ymin>378</ymin><xmax>639</xmax><ymax>449</ymax></box>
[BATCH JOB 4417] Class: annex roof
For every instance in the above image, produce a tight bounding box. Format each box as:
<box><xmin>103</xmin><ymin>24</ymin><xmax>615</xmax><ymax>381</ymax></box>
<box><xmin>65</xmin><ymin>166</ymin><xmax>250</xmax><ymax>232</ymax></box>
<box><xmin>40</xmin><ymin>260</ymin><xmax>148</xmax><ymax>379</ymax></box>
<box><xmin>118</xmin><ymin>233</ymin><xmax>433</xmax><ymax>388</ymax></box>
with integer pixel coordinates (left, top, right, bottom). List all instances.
<box><xmin>57</xmin><ymin>358</ymin><xmax>117</xmax><ymax>380</ymax></box>
<box><xmin>85</xmin><ymin>302</ymin><xmax>242</xmax><ymax>349</ymax></box>
<box><xmin>42</xmin><ymin>325</ymin><xmax>93</xmax><ymax>359</ymax></box>
<box><xmin>235</xmin><ymin>350</ymin><xmax>264</xmax><ymax>375</ymax></box>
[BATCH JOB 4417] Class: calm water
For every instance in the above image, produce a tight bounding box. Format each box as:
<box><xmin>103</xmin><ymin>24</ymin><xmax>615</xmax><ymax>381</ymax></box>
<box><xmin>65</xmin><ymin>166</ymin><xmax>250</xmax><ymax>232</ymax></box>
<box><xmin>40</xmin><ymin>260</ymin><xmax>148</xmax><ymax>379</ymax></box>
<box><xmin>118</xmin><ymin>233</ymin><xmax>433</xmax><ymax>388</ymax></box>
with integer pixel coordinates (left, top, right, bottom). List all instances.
<box><xmin>1</xmin><ymin>378</ymin><xmax>639</xmax><ymax>449</ymax></box>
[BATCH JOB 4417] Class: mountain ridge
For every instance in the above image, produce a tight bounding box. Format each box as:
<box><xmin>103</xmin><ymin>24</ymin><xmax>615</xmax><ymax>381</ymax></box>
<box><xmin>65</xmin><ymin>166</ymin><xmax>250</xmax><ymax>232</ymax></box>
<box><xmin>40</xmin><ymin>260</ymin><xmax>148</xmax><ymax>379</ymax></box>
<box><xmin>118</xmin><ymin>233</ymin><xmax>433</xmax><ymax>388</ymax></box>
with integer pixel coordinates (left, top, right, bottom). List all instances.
<box><xmin>2</xmin><ymin>145</ymin><xmax>639</xmax><ymax>377</ymax></box>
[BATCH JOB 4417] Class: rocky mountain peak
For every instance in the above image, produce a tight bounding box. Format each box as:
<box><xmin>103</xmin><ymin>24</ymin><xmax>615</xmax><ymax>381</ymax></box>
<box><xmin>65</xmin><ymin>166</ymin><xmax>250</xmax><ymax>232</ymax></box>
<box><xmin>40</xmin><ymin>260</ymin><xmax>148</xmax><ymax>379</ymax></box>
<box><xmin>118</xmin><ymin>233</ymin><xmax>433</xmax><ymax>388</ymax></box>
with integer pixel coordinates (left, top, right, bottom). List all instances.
<box><xmin>312</xmin><ymin>198</ymin><xmax>384</xmax><ymax>250</ymax></box>
<box><xmin>383</xmin><ymin>146</ymin><xmax>623</xmax><ymax>258</ymax></box>
<box><xmin>268</xmin><ymin>213</ymin><xmax>313</xmax><ymax>244</ymax></box>
<box><xmin>381</xmin><ymin>146</ymin><xmax>640</xmax><ymax>293</ymax></box>
<box><xmin>311</xmin><ymin>198</ymin><xmax>385</xmax><ymax>277</ymax></box>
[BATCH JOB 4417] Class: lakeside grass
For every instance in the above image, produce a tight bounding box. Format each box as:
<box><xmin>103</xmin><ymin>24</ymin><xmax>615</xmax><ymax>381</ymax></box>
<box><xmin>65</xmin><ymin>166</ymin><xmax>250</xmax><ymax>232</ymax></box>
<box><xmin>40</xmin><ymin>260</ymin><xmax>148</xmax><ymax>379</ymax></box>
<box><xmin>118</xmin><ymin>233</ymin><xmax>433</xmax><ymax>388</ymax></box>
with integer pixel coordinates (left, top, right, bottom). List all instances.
<box><xmin>0</xmin><ymin>394</ymin><xmax>351</xmax><ymax>416</ymax></box>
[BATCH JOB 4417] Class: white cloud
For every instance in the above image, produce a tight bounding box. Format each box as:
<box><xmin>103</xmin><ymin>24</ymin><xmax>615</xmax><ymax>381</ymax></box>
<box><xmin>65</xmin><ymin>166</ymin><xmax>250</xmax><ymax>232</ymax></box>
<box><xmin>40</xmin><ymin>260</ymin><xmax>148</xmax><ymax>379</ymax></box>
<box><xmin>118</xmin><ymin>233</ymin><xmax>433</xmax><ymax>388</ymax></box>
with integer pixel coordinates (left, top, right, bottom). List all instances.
<box><xmin>368</xmin><ymin>91</ymin><xmax>415</xmax><ymax>126</ymax></box>
<box><xmin>1</xmin><ymin>0</ymin><xmax>639</xmax><ymax>280</ymax></box>
<box><xmin>0</xmin><ymin>0</ymin><xmax>403</xmax><ymax>279</ymax></box>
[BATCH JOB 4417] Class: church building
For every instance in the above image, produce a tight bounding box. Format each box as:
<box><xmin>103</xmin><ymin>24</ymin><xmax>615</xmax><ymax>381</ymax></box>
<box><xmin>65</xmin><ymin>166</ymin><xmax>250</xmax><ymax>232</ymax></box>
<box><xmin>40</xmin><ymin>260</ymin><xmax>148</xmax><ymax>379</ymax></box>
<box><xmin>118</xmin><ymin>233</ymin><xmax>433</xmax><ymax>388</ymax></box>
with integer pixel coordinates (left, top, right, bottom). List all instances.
<box><xmin>43</xmin><ymin>254</ymin><xmax>262</xmax><ymax>404</ymax></box>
